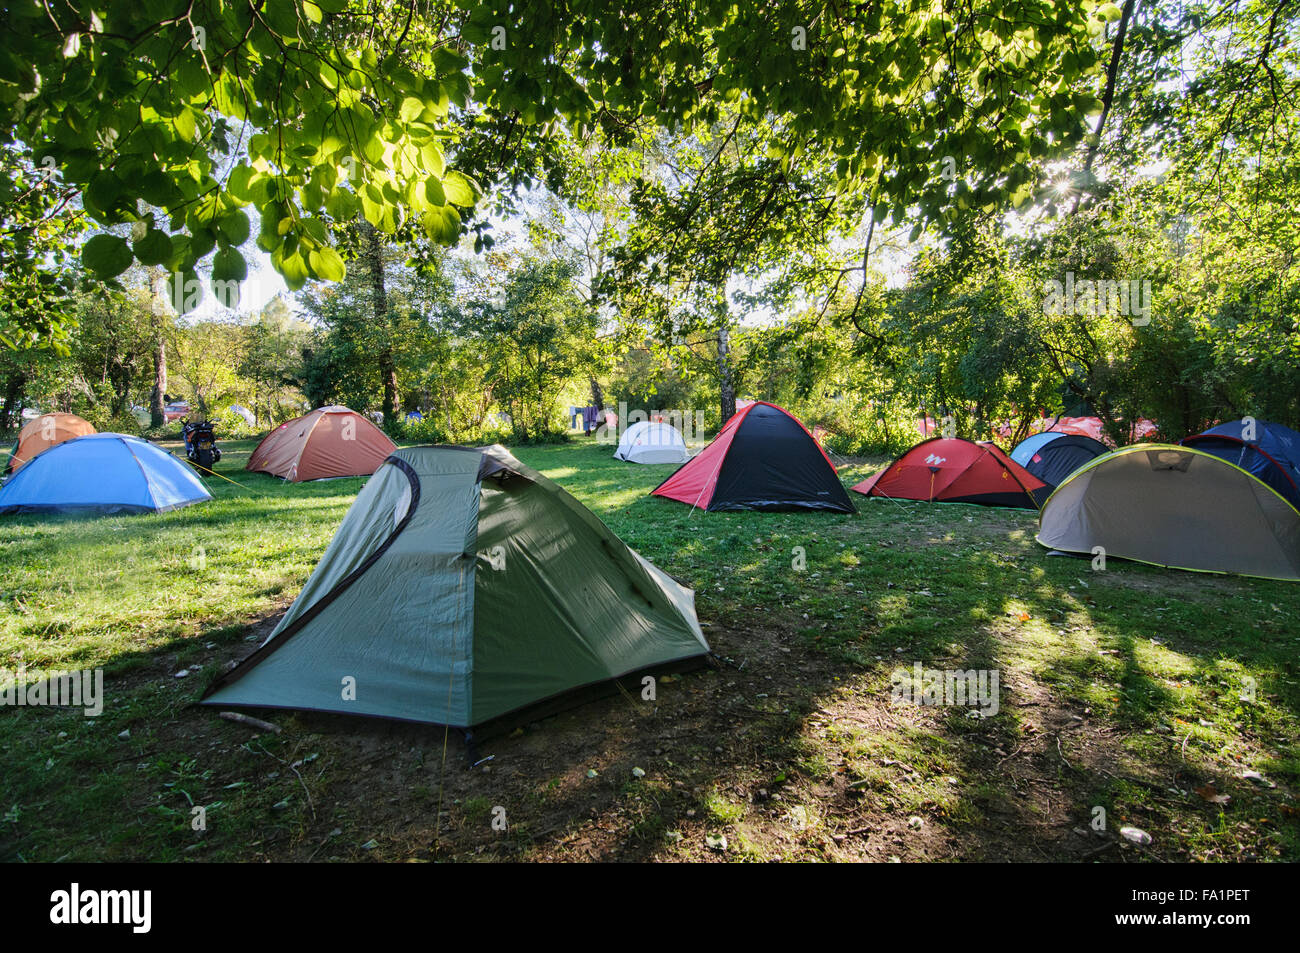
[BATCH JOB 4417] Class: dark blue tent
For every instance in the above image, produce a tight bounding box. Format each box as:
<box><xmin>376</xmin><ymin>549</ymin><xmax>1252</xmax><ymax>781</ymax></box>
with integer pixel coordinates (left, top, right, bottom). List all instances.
<box><xmin>1010</xmin><ymin>432</ymin><xmax>1110</xmax><ymax>487</ymax></box>
<box><xmin>0</xmin><ymin>433</ymin><xmax>212</xmax><ymax>515</ymax></box>
<box><xmin>1181</xmin><ymin>419</ymin><xmax>1300</xmax><ymax>511</ymax></box>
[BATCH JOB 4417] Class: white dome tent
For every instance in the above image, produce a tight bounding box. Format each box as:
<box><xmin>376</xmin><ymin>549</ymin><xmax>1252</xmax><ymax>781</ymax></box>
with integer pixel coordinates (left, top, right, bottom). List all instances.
<box><xmin>614</xmin><ymin>420</ymin><xmax>690</xmax><ymax>464</ymax></box>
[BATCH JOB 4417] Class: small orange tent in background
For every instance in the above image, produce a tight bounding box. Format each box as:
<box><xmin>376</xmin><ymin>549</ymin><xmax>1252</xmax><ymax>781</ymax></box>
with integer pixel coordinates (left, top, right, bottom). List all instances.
<box><xmin>5</xmin><ymin>413</ymin><xmax>96</xmax><ymax>474</ymax></box>
<box><xmin>246</xmin><ymin>406</ymin><xmax>395</xmax><ymax>482</ymax></box>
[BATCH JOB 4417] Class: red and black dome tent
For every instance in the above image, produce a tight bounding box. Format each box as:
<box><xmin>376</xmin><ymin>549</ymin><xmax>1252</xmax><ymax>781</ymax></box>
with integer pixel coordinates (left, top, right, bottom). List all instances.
<box><xmin>651</xmin><ymin>402</ymin><xmax>855</xmax><ymax>512</ymax></box>
<box><xmin>853</xmin><ymin>437</ymin><xmax>1049</xmax><ymax>509</ymax></box>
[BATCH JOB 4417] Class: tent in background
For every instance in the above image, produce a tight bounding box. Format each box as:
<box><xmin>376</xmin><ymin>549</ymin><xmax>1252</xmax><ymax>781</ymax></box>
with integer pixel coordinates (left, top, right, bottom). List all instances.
<box><xmin>0</xmin><ymin>433</ymin><xmax>212</xmax><ymax>515</ymax></box>
<box><xmin>204</xmin><ymin>445</ymin><xmax>709</xmax><ymax>730</ymax></box>
<box><xmin>228</xmin><ymin>405</ymin><xmax>256</xmax><ymax>426</ymax></box>
<box><xmin>614</xmin><ymin>421</ymin><xmax>690</xmax><ymax>464</ymax></box>
<box><xmin>651</xmin><ymin>402</ymin><xmax>854</xmax><ymax>512</ymax></box>
<box><xmin>1019</xmin><ymin>415</ymin><xmax>1160</xmax><ymax>446</ymax></box>
<box><xmin>1010</xmin><ymin>432</ymin><xmax>1110</xmax><ymax>488</ymax></box>
<box><xmin>246</xmin><ymin>405</ymin><xmax>395</xmax><ymax>481</ymax></box>
<box><xmin>854</xmin><ymin>437</ymin><xmax>1049</xmax><ymax>509</ymax></box>
<box><xmin>1180</xmin><ymin>419</ymin><xmax>1300</xmax><ymax>511</ymax></box>
<box><xmin>1010</xmin><ymin>431</ymin><xmax>1067</xmax><ymax>466</ymax></box>
<box><xmin>1038</xmin><ymin>444</ymin><xmax>1300</xmax><ymax>581</ymax></box>
<box><xmin>4</xmin><ymin>412</ymin><xmax>96</xmax><ymax>474</ymax></box>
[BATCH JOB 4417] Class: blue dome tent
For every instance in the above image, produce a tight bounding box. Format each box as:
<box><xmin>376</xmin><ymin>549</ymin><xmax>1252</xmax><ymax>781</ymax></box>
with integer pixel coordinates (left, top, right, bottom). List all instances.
<box><xmin>1010</xmin><ymin>431</ymin><xmax>1067</xmax><ymax>466</ymax></box>
<box><xmin>0</xmin><ymin>433</ymin><xmax>212</xmax><ymax>515</ymax></box>
<box><xmin>1180</xmin><ymin>419</ymin><xmax>1300</xmax><ymax>511</ymax></box>
<box><xmin>1010</xmin><ymin>432</ymin><xmax>1110</xmax><ymax>488</ymax></box>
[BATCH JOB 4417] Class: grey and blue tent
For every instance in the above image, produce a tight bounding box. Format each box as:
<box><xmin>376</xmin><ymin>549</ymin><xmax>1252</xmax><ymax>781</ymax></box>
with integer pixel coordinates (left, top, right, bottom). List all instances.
<box><xmin>203</xmin><ymin>445</ymin><xmax>709</xmax><ymax>730</ymax></box>
<box><xmin>1037</xmin><ymin>444</ymin><xmax>1300</xmax><ymax>581</ymax></box>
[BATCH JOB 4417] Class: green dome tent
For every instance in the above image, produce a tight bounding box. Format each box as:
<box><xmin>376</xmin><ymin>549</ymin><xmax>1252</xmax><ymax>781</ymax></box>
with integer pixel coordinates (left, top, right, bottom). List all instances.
<box><xmin>202</xmin><ymin>445</ymin><xmax>709</xmax><ymax>730</ymax></box>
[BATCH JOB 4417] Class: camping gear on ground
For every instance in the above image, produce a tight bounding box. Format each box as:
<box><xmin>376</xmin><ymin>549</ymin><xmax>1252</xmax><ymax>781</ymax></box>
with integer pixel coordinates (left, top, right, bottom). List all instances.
<box><xmin>1009</xmin><ymin>432</ymin><xmax>1109</xmax><ymax>488</ymax></box>
<box><xmin>203</xmin><ymin>444</ymin><xmax>709</xmax><ymax>732</ymax></box>
<box><xmin>651</xmin><ymin>401</ymin><xmax>854</xmax><ymax>512</ymax></box>
<box><xmin>246</xmin><ymin>405</ymin><xmax>396</xmax><ymax>482</ymax></box>
<box><xmin>1180</xmin><ymin>419</ymin><xmax>1300</xmax><ymax>511</ymax></box>
<box><xmin>181</xmin><ymin>418</ymin><xmax>222</xmax><ymax>471</ymax></box>
<box><xmin>4</xmin><ymin>412</ymin><xmax>96</xmax><ymax>474</ymax></box>
<box><xmin>614</xmin><ymin>421</ymin><xmax>690</xmax><ymax>464</ymax></box>
<box><xmin>854</xmin><ymin>437</ymin><xmax>1049</xmax><ymax>509</ymax></box>
<box><xmin>0</xmin><ymin>433</ymin><xmax>212</xmax><ymax>515</ymax></box>
<box><xmin>1037</xmin><ymin>444</ymin><xmax>1300</xmax><ymax>581</ymax></box>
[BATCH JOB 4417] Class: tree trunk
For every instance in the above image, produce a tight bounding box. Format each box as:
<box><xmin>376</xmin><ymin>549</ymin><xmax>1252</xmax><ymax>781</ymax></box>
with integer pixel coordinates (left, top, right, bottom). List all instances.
<box><xmin>150</xmin><ymin>331</ymin><xmax>167</xmax><ymax>430</ymax></box>
<box><xmin>359</xmin><ymin>220</ymin><xmax>397</xmax><ymax>426</ymax></box>
<box><xmin>1</xmin><ymin>371</ymin><xmax>26</xmax><ymax>432</ymax></box>
<box><xmin>716</xmin><ymin>322</ymin><xmax>736</xmax><ymax>425</ymax></box>
<box><xmin>147</xmin><ymin>269</ymin><xmax>169</xmax><ymax>428</ymax></box>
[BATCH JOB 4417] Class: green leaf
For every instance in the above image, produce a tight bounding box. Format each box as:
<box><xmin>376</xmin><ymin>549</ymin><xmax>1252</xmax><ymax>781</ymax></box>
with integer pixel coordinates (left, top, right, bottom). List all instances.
<box><xmin>217</xmin><ymin>209</ymin><xmax>251</xmax><ymax>246</ymax></box>
<box><xmin>81</xmin><ymin>234</ymin><xmax>133</xmax><ymax>277</ymax></box>
<box><xmin>421</xmin><ymin>204</ymin><xmax>461</xmax><ymax>244</ymax></box>
<box><xmin>420</xmin><ymin>142</ymin><xmax>445</xmax><ymax>177</ymax></box>
<box><xmin>139</xmin><ymin>171</ymin><xmax>178</xmax><ymax>209</ymax></box>
<box><xmin>85</xmin><ymin>171</ymin><xmax>128</xmax><ymax>219</ymax></box>
<box><xmin>442</xmin><ymin>171</ymin><xmax>478</xmax><ymax>206</ymax></box>
<box><xmin>227</xmin><ymin>165</ymin><xmax>257</xmax><ymax>203</ymax></box>
<box><xmin>173</xmin><ymin>108</ymin><xmax>197</xmax><ymax>143</ymax></box>
<box><xmin>212</xmin><ymin>246</ymin><xmax>248</xmax><ymax>283</ymax></box>
<box><xmin>399</xmin><ymin>96</ymin><xmax>424</xmax><ymax>122</ymax></box>
<box><xmin>308</xmin><ymin>246</ymin><xmax>346</xmax><ymax>281</ymax></box>
<box><xmin>278</xmin><ymin>249</ymin><xmax>310</xmax><ymax>290</ymax></box>
<box><xmin>133</xmin><ymin>229</ymin><xmax>174</xmax><ymax>266</ymax></box>
<box><xmin>325</xmin><ymin>187</ymin><xmax>357</xmax><ymax>220</ymax></box>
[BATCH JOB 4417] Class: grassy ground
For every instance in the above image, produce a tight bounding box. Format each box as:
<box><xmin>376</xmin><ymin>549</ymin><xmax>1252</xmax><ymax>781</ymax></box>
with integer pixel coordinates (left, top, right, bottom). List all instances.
<box><xmin>1</xmin><ymin>436</ymin><xmax>1297</xmax><ymax>862</ymax></box>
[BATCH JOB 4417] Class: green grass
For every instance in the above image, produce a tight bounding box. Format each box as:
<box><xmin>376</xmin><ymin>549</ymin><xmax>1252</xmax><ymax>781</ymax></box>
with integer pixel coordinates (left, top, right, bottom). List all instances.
<box><xmin>2</xmin><ymin>436</ymin><xmax>1298</xmax><ymax>861</ymax></box>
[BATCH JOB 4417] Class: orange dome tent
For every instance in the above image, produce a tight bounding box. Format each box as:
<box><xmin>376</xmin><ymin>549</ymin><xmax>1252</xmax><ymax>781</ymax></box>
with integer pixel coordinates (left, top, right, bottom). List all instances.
<box><xmin>5</xmin><ymin>413</ymin><xmax>96</xmax><ymax>474</ymax></box>
<box><xmin>246</xmin><ymin>406</ymin><xmax>396</xmax><ymax>482</ymax></box>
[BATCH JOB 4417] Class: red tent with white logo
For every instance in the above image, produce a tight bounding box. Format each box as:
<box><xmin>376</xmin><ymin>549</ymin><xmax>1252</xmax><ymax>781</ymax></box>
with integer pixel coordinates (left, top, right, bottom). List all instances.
<box><xmin>853</xmin><ymin>437</ymin><xmax>1049</xmax><ymax>509</ymax></box>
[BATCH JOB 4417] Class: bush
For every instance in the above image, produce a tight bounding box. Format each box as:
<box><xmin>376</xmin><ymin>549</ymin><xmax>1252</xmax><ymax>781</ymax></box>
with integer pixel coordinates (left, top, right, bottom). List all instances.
<box><xmin>395</xmin><ymin>415</ymin><xmax>450</xmax><ymax>445</ymax></box>
<box><xmin>211</xmin><ymin>408</ymin><xmax>258</xmax><ymax>439</ymax></box>
<box><xmin>106</xmin><ymin>411</ymin><xmax>143</xmax><ymax>437</ymax></box>
<box><xmin>802</xmin><ymin>399</ymin><xmax>918</xmax><ymax>458</ymax></box>
<box><xmin>80</xmin><ymin>406</ymin><xmax>143</xmax><ymax>437</ymax></box>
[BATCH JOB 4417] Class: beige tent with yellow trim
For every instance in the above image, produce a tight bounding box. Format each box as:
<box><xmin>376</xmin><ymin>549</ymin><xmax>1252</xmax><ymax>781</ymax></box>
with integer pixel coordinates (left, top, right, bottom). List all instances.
<box><xmin>1037</xmin><ymin>444</ymin><xmax>1300</xmax><ymax>581</ymax></box>
<box><xmin>246</xmin><ymin>406</ymin><xmax>395</xmax><ymax>481</ymax></box>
